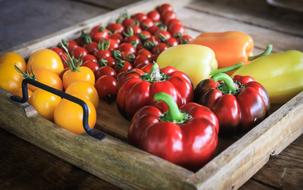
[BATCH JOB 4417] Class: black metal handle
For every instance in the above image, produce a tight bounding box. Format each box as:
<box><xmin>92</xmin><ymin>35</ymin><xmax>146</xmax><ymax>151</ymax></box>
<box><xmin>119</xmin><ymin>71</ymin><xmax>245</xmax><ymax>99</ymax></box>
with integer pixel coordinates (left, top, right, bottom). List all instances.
<box><xmin>11</xmin><ymin>78</ymin><xmax>105</xmax><ymax>140</ymax></box>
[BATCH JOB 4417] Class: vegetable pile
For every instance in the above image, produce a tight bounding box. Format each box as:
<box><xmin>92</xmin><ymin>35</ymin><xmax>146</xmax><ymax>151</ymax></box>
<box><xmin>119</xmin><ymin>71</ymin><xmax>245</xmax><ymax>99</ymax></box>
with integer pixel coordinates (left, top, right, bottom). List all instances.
<box><xmin>0</xmin><ymin>3</ymin><xmax>302</xmax><ymax>170</ymax></box>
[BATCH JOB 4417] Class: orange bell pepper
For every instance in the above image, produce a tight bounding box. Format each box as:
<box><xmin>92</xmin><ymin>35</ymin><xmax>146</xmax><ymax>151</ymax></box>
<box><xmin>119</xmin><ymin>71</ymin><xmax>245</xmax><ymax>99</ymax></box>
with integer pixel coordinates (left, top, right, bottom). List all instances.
<box><xmin>191</xmin><ymin>31</ymin><xmax>271</xmax><ymax>68</ymax></box>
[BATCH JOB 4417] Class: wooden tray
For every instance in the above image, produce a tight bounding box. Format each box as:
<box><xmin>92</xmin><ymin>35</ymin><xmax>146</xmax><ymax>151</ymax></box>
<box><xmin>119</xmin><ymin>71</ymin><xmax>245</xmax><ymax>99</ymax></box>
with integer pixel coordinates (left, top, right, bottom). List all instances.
<box><xmin>1</xmin><ymin>0</ymin><xmax>303</xmax><ymax>189</ymax></box>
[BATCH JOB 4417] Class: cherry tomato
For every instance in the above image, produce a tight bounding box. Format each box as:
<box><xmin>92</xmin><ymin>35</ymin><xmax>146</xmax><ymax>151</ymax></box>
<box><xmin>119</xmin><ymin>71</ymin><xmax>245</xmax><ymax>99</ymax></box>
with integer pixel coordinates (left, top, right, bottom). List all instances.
<box><xmin>84</xmin><ymin>41</ymin><xmax>98</xmax><ymax>55</ymax></box>
<box><xmin>166</xmin><ymin>37</ymin><xmax>178</xmax><ymax>47</ymax></box>
<box><xmin>91</xmin><ymin>26</ymin><xmax>110</xmax><ymax>42</ymax></box>
<box><xmin>169</xmin><ymin>24</ymin><xmax>185</xmax><ymax>37</ymax></box>
<box><xmin>137</xmin><ymin>48</ymin><xmax>152</xmax><ymax>59</ymax></box>
<box><xmin>178</xmin><ymin>34</ymin><xmax>193</xmax><ymax>44</ymax></box>
<box><xmin>99</xmin><ymin>56</ymin><xmax>116</xmax><ymax>68</ymax></box>
<box><xmin>73</xmin><ymin>47</ymin><xmax>88</xmax><ymax>59</ymax></box>
<box><xmin>147</xmin><ymin>10</ymin><xmax>160</xmax><ymax>22</ymax></box>
<box><xmin>148</xmin><ymin>25</ymin><xmax>160</xmax><ymax>34</ymax></box>
<box><xmin>83</xmin><ymin>54</ymin><xmax>97</xmax><ymax>63</ymax></box>
<box><xmin>63</xmin><ymin>66</ymin><xmax>95</xmax><ymax>89</ymax></box>
<box><xmin>95</xmin><ymin>75</ymin><xmax>117</xmax><ymax>102</ymax></box>
<box><xmin>27</xmin><ymin>49</ymin><xmax>64</xmax><ymax>75</ymax></box>
<box><xmin>107</xmin><ymin>23</ymin><xmax>124</xmax><ymax>34</ymax></box>
<box><xmin>157</xmin><ymin>3</ymin><xmax>173</xmax><ymax>14</ymax></box>
<box><xmin>124</xmin><ymin>35</ymin><xmax>140</xmax><ymax>46</ymax></box>
<box><xmin>155</xmin><ymin>30</ymin><xmax>171</xmax><ymax>42</ymax></box>
<box><xmin>108</xmin><ymin>38</ymin><xmax>119</xmax><ymax>50</ymax></box>
<box><xmin>122</xmin><ymin>18</ymin><xmax>137</xmax><ymax>27</ymax></box>
<box><xmin>29</xmin><ymin>69</ymin><xmax>63</xmax><ymax>91</ymax></box>
<box><xmin>167</xmin><ymin>19</ymin><xmax>182</xmax><ymax>29</ymax></box>
<box><xmin>110</xmin><ymin>33</ymin><xmax>123</xmax><ymax>44</ymax></box>
<box><xmin>83</xmin><ymin>61</ymin><xmax>100</xmax><ymax>73</ymax></box>
<box><xmin>140</xmin><ymin>18</ymin><xmax>154</xmax><ymax>30</ymax></box>
<box><xmin>162</xmin><ymin>11</ymin><xmax>176</xmax><ymax>24</ymax></box>
<box><xmin>133</xmin><ymin>54</ymin><xmax>149</xmax><ymax>68</ymax></box>
<box><xmin>131</xmin><ymin>13</ymin><xmax>147</xmax><ymax>22</ymax></box>
<box><xmin>51</xmin><ymin>47</ymin><xmax>64</xmax><ymax>56</ymax></box>
<box><xmin>95</xmin><ymin>66</ymin><xmax>116</xmax><ymax>79</ymax></box>
<box><xmin>65</xmin><ymin>81</ymin><xmax>99</xmax><ymax>108</ymax></box>
<box><xmin>138</xmin><ymin>30</ymin><xmax>151</xmax><ymax>41</ymax></box>
<box><xmin>96</xmin><ymin>49</ymin><xmax>111</xmax><ymax>60</ymax></box>
<box><xmin>119</xmin><ymin>43</ymin><xmax>136</xmax><ymax>55</ymax></box>
<box><xmin>0</xmin><ymin>52</ymin><xmax>26</xmax><ymax>93</ymax></box>
<box><xmin>29</xmin><ymin>89</ymin><xmax>61</xmax><ymax>120</ymax></box>
<box><xmin>115</xmin><ymin>60</ymin><xmax>132</xmax><ymax>74</ymax></box>
<box><xmin>131</xmin><ymin>25</ymin><xmax>142</xmax><ymax>35</ymax></box>
<box><xmin>64</xmin><ymin>40</ymin><xmax>78</xmax><ymax>52</ymax></box>
<box><xmin>54</xmin><ymin>98</ymin><xmax>96</xmax><ymax>134</ymax></box>
<box><xmin>152</xmin><ymin>42</ymin><xmax>168</xmax><ymax>55</ymax></box>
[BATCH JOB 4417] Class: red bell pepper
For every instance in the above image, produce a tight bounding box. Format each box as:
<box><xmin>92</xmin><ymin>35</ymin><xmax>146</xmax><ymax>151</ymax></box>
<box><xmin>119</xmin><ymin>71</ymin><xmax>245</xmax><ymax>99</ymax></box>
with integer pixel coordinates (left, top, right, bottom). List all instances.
<box><xmin>194</xmin><ymin>73</ymin><xmax>270</xmax><ymax>134</ymax></box>
<box><xmin>129</xmin><ymin>92</ymin><xmax>219</xmax><ymax>169</ymax></box>
<box><xmin>117</xmin><ymin>63</ymin><xmax>193</xmax><ymax>119</ymax></box>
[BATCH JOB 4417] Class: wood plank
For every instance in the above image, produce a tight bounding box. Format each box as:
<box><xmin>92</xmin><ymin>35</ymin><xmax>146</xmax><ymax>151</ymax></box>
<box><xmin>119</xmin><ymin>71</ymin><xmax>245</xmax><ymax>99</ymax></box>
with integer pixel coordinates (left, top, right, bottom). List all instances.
<box><xmin>0</xmin><ymin>90</ymin><xmax>194</xmax><ymax>190</ymax></box>
<box><xmin>240</xmin><ymin>179</ymin><xmax>276</xmax><ymax>190</ymax></box>
<box><xmin>177</xmin><ymin>7</ymin><xmax>303</xmax><ymax>51</ymax></box>
<box><xmin>0</xmin><ymin>0</ymin><xmax>108</xmax><ymax>52</ymax></box>
<box><xmin>251</xmin><ymin>135</ymin><xmax>303</xmax><ymax>189</ymax></box>
<box><xmin>79</xmin><ymin>0</ymin><xmax>139</xmax><ymax>10</ymax></box>
<box><xmin>0</xmin><ymin>129</ymin><xmax>120</xmax><ymax>190</ymax></box>
<box><xmin>187</xmin><ymin>0</ymin><xmax>303</xmax><ymax>38</ymax></box>
<box><xmin>3</xmin><ymin>0</ymin><xmax>192</xmax><ymax>57</ymax></box>
<box><xmin>187</xmin><ymin>91</ymin><xmax>303</xmax><ymax>190</ymax></box>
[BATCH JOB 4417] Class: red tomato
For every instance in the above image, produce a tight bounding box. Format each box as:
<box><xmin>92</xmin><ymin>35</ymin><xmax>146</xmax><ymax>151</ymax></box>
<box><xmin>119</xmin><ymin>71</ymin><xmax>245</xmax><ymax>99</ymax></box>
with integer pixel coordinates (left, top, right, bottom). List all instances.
<box><xmin>107</xmin><ymin>23</ymin><xmax>124</xmax><ymax>34</ymax></box>
<box><xmin>115</xmin><ymin>60</ymin><xmax>132</xmax><ymax>74</ymax></box>
<box><xmin>95</xmin><ymin>66</ymin><xmax>116</xmax><ymax>79</ymax></box>
<box><xmin>73</xmin><ymin>47</ymin><xmax>87</xmax><ymax>59</ymax></box>
<box><xmin>162</xmin><ymin>11</ymin><xmax>176</xmax><ymax>24</ymax></box>
<box><xmin>100</xmin><ymin>56</ymin><xmax>116</xmax><ymax>68</ymax></box>
<box><xmin>138</xmin><ymin>30</ymin><xmax>151</xmax><ymax>41</ymax></box>
<box><xmin>84</xmin><ymin>41</ymin><xmax>98</xmax><ymax>55</ymax></box>
<box><xmin>155</xmin><ymin>30</ymin><xmax>171</xmax><ymax>42</ymax></box>
<box><xmin>157</xmin><ymin>3</ymin><xmax>173</xmax><ymax>14</ymax></box>
<box><xmin>122</xmin><ymin>18</ymin><xmax>137</xmax><ymax>27</ymax></box>
<box><xmin>178</xmin><ymin>34</ymin><xmax>193</xmax><ymax>44</ymax></box>
<box><xmin>140</xmin><ymin>18</ymin><xmax>154</xmax><ymax>30</ymax></box>
<box><xmin>95</xmin><ymin>75</ymin><xmax>117</xmax><ymax>102</ymax></box>
<box><xmin>131</xmin><ymin>13</ymin><xmax>147</xmax><ymax>22</ymax></box>
<box><xmin>83</xmin><ymin>60</ymin><xmax>99</xmax><ymax>73</ymax></box>
<box><xmin>134</xmin><ymin>54</ymin><xmax>149</xmax><ymax>68</ymax></box>
<box><xmin>169</xmin><ymin>24</ymin><xmax>185</xmax><ymax>37</ymax></box>
<box><xmin>166</xmin><ymin>37</ymin><xmax>178</xmax><ymax>47</ymax></box>
<box><xmin>83</xmin><ymin>54</ymin><xmax>97</xmax><ymax>63</ymax></box>
<box><xmin>96</xmin><ymin>49</ymin><xmax>111</xmax><ymax>60</ymax></box>
<box><xmin>51</xmin><ymin>47</ymin><xmax>64</xmax><ymax>56</ymax></box>
<box><xmin>147</xmin><ymin>10</ymin><xmax>160</xmax><ymax>22</ymax></box>
<box><xmin>147</xmin><ymin>25</ymin><xmax>159</xmax><ymax>34</ymax></box>
<box><xmin>64</xmin><ymin>40</ymin><xmax>78</xmax><ymax>52</ymax></box>
<box><xmin>108</xmin><ymin>38</ymin><xmax>119</xmax><ymax>50</ymax></box>
<box><xmin>167</xmin><ymin>19</ymin><xmax>182</xmax><ymax>29</ymax></box>
<box><xmin>110</xmin><ymin>33</ymin><xmax>123</xmax><ymax>44</ymax></box>
<box><xmin>152</xmin><ymin>42</ymin><xmax>168</xmax><ymax>55</ymax></box>
<box><xmin>124</xmin><ymin>35</ymin><xmax>140</xmax><ymax>46</ymax></box>
<box><xmin>137</xmin><ymin>48</ymin><xmax>152</xmax><ymax>59</ymax></box>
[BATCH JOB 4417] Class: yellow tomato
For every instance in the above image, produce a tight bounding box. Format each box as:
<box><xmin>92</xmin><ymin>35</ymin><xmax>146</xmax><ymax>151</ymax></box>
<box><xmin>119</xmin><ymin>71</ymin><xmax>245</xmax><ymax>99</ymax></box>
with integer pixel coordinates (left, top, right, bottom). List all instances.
<box><xmin>65</xmin><ymin>81</ymin><xmax>99</xmax><ymax>108</ymax></box>
<box><xmin>29</xmin><ymin>69</ymin><xmax>63</xmax><ymax>91</ymax></box>
<box><xmin>29</xmin><ymin>89</ymin><xmax>61</xmax><ymax>120</ymax></box>
<box><xmin>27</xmin><ymin>49</ymin><xmax>64</xmax><ymax>75</ymax></box>
<box><xmin>54</xmin><ymin>99</ymin><xmax>96</xmax><ymax>134</ymax></box>
<box><xmin>0</xmin><ymin>52</ymin><xmax>26</xmax><ymax>93</ymax></box>
<box><xmin>62</xmin><ymin>66</ymin><xmax>95</xmax><ymax>89</ymax></box>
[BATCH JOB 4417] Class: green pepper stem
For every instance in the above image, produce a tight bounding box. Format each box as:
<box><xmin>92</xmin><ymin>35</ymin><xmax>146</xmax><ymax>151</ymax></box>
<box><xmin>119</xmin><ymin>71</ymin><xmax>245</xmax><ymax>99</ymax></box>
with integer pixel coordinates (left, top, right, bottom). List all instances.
<box><xmin>248</xmin><ymin>44</ymin><xmax>273</xmax><ymax>61</ymax></box>
<box><xmin>212</xmin><ymin>73</ymin><xmax>237</xmax><ymax>94</ymax></box>
<box><xmin>210</xmin><ymin>62</ymin><xmax>243</xmax><ymax>76</ymax></box>
<box><xmin>154</xmin><ymin>93</ymin><xmax>185</xmax><ymax>122</ymax></box>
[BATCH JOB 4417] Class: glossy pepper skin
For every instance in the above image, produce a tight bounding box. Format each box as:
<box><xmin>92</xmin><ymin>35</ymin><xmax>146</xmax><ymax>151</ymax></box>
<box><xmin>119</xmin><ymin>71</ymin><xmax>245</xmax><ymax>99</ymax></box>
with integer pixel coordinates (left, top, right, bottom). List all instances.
<box><xmin>191</xmin><ymin>31</ymin><xmax>253</xmax><ymax>68</ymax></box>
<box><xmin>233</xmin><ymin>50</ymin><xmax>303</xmax><ymax>104</ymax></box>
<box><xmin>157</xmin><ymin>44</ymin><xmax>243</xmax><ymax>87</ymax></box>
<box><xmin>194</xmin><ymin>73</ymin><xmax>270</xmax><ymax>134</ymax></box>
<box><xmin>117</xmin><ymin>63</ymin><xmax>193</xmax><ymax>120</ymax></box>
<box><xmin>129</xmin><ymin>93</ymin><xmax>219</xmax><ymax>170</ymax></box>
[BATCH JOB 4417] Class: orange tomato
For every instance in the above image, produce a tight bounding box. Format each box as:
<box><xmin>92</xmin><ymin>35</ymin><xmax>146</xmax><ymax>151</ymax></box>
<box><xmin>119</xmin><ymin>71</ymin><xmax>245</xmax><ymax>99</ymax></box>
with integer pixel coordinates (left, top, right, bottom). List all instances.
<box><xmin>29</xmin><ymin>69</ymin><xmax>63</xmax><ymax>91</ymax></box>
<box><xmin>54</xmin><ymin>99</ymin><xmax>96</xmax><ymax>134</ymax></box>
<box><xmin>29</xmin><ymin>89</ymin><xmax>61</xmax><ymax>120</ymax></box>
<box><xmin>62</xmin><ymin>66</ymin><xmax>95</xmax><ymax>89</ymax></box>
<box><xmin>65</xmin><ymin>81</ymin><xmax>99</xmax><ymax>108</ymax></box>
<box><xmin>27</xmin><ymin>49</ymin><xmax>64</xmax><ymax>75</ymax></box>
<box><xmin>0</xmin><ymin>52</ymin><xmax>26</xmax><ymax>93</ymax></box>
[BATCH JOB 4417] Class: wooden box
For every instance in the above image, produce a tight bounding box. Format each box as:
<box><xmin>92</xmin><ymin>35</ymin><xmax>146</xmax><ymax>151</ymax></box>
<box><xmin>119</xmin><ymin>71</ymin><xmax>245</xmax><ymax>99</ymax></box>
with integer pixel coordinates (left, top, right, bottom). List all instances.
<box><xmin>1</xmin><ymin>0</ymin><xmax>303</xmax><ymax>189</ymax></box>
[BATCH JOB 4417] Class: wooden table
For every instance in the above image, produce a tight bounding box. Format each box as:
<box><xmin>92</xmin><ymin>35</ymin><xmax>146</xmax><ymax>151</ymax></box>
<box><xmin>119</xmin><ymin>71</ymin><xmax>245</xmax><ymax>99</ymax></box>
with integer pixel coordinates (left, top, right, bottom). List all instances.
<box><xmin>0</xmin><ymin>0</ymin><xmax>303</xmax><ymax>189</ymax></box>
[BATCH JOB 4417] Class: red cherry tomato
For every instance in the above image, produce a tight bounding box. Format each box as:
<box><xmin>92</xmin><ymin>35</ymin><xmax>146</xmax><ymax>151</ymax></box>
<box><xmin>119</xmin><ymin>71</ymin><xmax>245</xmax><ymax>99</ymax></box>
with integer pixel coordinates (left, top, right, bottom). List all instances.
<box><xmin>147</xmin><ymin>10</ymin><xmax>160</xmax><ymax>22</ymax></box>
<box><xmin>108</xmin><ymin>38</ymin><xmax>119</xmax><ymax>50</ymax></box>
<box><xmin>51</xmin><ymin>47</ymin><xmax>64</xmax><ymax>56</ymax></box>
<box><xmin>140</xmin><ymin>18</ymin><xmax>154</xmax><ymax>30</ymax></box>
<box><xmin>152</xmin><ymin>42</ymin><xmax>168</xmax><ymax>55</ymax></box>
<box><xmin>155</xmin><ymin>30</ymin><xmax>171</xmax><ymax>42</ymax></box>
<box><xmin>157</xmin><ymin>3</ymin><xmax>173</xmax><ymax>14</ymax></box>
<box><xmin>84</xmin><ymin>41</ymin><xmax>98</xmax><ymax>55</ymax></box>
<box><xmin>95</xmin><ymin>75</ymin><xmax>118</xmax><ymax>102</ymax></box>
<box><xmin>134</xmin><ymin>54</ymin><xmax>150</xmax><ymax>68</ymax></box>
<box><xmin>166</xmin><ymin>37</ymin><xmax>178</xmax><ymax>47</ymax></box>
<box><xmin>83</xmin><ymin>54</ymin><xmax>97</xmax><ymax>63</ymax></box>
<box><xmin>96</xmin><ymin>49</ymin><xmax>111</xmax><ymax>60</ymax></box>
<box><xmin>167</xmin><ymin>19</ymin><xmax>182</xmax><ymax>29</ymax></box>
<box><xmin>101</xmin><ymin>56</ymin><xmax>116</xmax><ymax>68</ymax></box>
<box><xmin>64</xmin><ymin>40</ymin><xmax>78</xmax><ymax>52</ymax></box>
<box><xmin>124</xmin><ymin>35</ymin><xmax>140</xmax><ymax>46</ymax></box>
<box><xmin>122</xmin><ymin>18</ymin><xmax>137</xmax><ymax>27</ymax></box>
<box><xmin>162</xmin><ymin>11</ymin><xmax>176</xmax><ymax>24</ymax></box>
<box><xmin>110</xmin><ymin>33</ymin><xmax>123</xmax><ymax>44</ymax></box>
<box><xmin>147</xmin><ymin>25</ymin><xmax>159</xmax><ymax>34</ymax></box>
<box><xmin>169</xmin><ymin>24</ymin><xmax>185</xmax><ymax>37</ymax></box>
<box><xmin>138</xmin><ymin>30</ymin><xmax>151</xmax><ymax>41</ymax></box>
<box><xmin>95</xmin><ymin>66</ymin><xmax>116</xmax><ymax>79</ymax></box>
<box><xmin>107</xmin><ymin>23</ymin><xmax>124</xmax><ymax>34</ymax></box>
<box><xmin>83</xmin><ymin>60</ymin><xmax>99</xmax><ymax>73</ymax></box>
<box><xmin>73</xmin><ymin>47</ymin><xmax>88</xmax><ymax>59</ymax></box>
<box><xmin>131</xmin><ymin>13</ymin><xmax>147</xmax><ymax>22</ymax></box>
<box><xmin>178</xmin><ymin>34</ymin><xmax>193</xmax><ymax>44</ymax></box>
<box><xmin>137</xmin><ymin>48</ymin><xmax>152</xmax><ymax>59</ymax></box>
<box><xmin>115</xmin><ymin>60</ymin><xmax>132</xmax><ymax>74</ymax></box>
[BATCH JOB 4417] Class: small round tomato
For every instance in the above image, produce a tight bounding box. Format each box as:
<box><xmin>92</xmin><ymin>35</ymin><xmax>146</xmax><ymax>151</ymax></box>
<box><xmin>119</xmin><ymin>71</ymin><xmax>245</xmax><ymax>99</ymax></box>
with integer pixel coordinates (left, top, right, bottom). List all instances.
<box><xmin>63</xmin><ymin>66</ymin><xmax>95</xmax><ymax>89</ymax></box>
<box><xmin>122</xmin><ymin>18</ymin><xmax>137</xmax><ymax>27</ymax></box>
<box><xmin>54</xmin><ymin>98</ymin><xmax>96</xmax><ymax>134</ymax></box>
<box><xmin>64</xmin><ymin>40</ymin><xmax>78</xmax><ymax>52</ymax></box>
<box><xmin>155</xmin><ymin>30</ymin><xmax>171</xmax><ymax>42</ymax></box>
<box><xmin>95</xmin><ymin>66</ymin><xmax>116</xmax><ymax>79</ymax></box>
<box><xmin>0</xmin><ymin>52</ymin><xmax>26</xmax><ymax>93</ymax></box>
<box><xmin>119</xmin><ymin>43</ymin><xmax>136</xmax><ymax>54</ymax></box>
<box><xmin>137</xmin><ymin>48</ymin><xmax>152</xmax><ymax>59</ymax></box>
<box><xmin>84</xmin><ymin>41</ymin><xmax>98</xmax><ymax>55</ymax></box>
<box><xmin>99</xmin><ymin>56</ymin><xmax>116</xmax><ymax>68</ymax></box>
<box><xmin>152</xmin><ymin>43</ymin><xmax>168</xmax><ymax>55</ymax></box>
<box><xmin>107</xmin><ymin>23</ymin><xmax>124</xmax><ymax>34</ymax></box>
<box><xmin>108</xmin><ymin>38</ymin><xmax>119</xmax><ymax>51</ymax></box>
<box><xmin>157</xmin><ymin>3</ymin><xmax>173</xmax><ymax>14</ymax></box>
<box><xmin>162</xmin><ymin>11</ymin><xmax>176</xmax><ymax>24</ymax></box>
<box><xmin>83</xmin><ymin>54</ymin><xmax>97</xmax><ymax>63</ymax></box>
<box><xmin>91</xmin><ymin>26</ymin><xmax>110</xmax><ymax>42</ymax></box>
<box><xmin>115</xmin><ymin>60</ymin><xmax>132</xmax><ymax>74</ymax></box>
<box><xmin>148</xmin><ymin>25</ymin><xmax>160</xmax><ymax>34</ymax></box>
<box><xmin>95</xmin><ymin>75</ymin><xmax>117</xmax><ymax>102</ymax></box>
<box><xmin>167</xmin><ymin>19</ymin><xmax>182</xmax><ymax>29</ymax></box>
<box><xmin>169</xmin><ymin>24</ymin><xmax>185</xmax><ymax>37</ymax></box>
<box><xmin>147</xmin><ymin>10</ymin><xmax>160</xmax><ymax>22</ymax></box>
<box><xmin>29</xmin><ymin>89</ymin><xmax>61</xmax><ymax>120</ymax></box>
<box><xmin>51</xmin><ymin>47</ymin><xmax>64</xmax><ymax>56</ymax></box>
<box><xmin>178</xmin><ymin>34</ymin><xmax>193</xmax><ymax>44</ymax></box>
<box><xmin>166</xmin><ymin>37</ymin><xmax>178</xmax><ymax>47</ymax></box>
<box><xmin>140</xmin><ymin>18</ymin><xmax>154</xmax><ymax>30</ymax></box>
<box><xmin>65</xmin><ymin>81</ymin><xmax>99</xmax><ymax>108</ymax></box>
<box><xmin>73</xmin><ymin>47</ymin><xmax>88</xmax><ymax>59</ymax></box>
<box><xmin>27</xmin><ymin>49</ymin><xmax>64</xmax><ymax>75</ymax></box>
<box><xmin>110</xmin><ymin>33</ymin><xmax>123</xmax><ymax>44</ymax></box>
<box><xmin>133</xmin><ymin>54</ymin><xmax>149</xmax><ymax>68</ymax></box>
<box><xmin>83</xmin><ymin>60</ymin><xmax>100</xmax><ymax>73</ymax></box>
<box><xmin>138</xmin><ymin>30</ymin><xmax>151</xmax><ymax>41</ymax></box>
<box><xmin>131</xmin><ymin>13</ymin><xmax>147</xmax><ymax>22</ymax></box>
<box><xmin>29</xmin><ymin>69</ymin><xmax>63</xmax><ymax>91</ymax></box>
<box><xmin>124</xmin><ymin>35</ymin><xmax>140</xmax><ymax>46</ymax></box>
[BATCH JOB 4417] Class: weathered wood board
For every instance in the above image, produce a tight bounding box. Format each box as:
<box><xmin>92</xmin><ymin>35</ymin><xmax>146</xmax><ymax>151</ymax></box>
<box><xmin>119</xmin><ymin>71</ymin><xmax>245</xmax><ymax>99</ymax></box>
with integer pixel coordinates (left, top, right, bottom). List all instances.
<box><xmin>1</xmin><ymin>0</ymin><xmax>303</xmax><ymax>189</ymax></box>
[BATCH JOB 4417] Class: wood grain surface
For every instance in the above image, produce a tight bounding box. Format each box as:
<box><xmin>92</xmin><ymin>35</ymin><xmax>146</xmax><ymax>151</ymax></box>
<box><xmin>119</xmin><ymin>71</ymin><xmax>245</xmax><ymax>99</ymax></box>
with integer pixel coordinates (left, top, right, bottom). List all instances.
<box><xmin>1</xmin><ymin>0</ymin><xmax>303</xmax><ymax>189</ymax></box>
